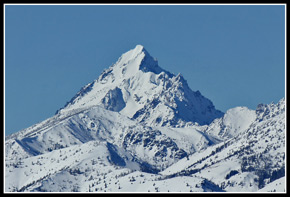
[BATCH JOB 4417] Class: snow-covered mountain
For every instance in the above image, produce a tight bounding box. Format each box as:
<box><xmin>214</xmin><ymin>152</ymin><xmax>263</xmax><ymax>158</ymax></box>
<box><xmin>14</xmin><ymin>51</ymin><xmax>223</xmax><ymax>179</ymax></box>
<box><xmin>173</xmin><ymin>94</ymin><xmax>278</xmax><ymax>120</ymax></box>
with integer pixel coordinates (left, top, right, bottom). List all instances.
<box><xmin>5</xmin><ymin>45</ymin><xmax>286</xmax><ymax>193</ymax></box>
<box><xmin>161</xmin><ymin>98</ymin><xmax>285</xmax><ymax>192</ymax></box>
<box><xmin>56</xmin><ymin>45</ymin><xmax>224</xmax><ymax>127</ymax></box>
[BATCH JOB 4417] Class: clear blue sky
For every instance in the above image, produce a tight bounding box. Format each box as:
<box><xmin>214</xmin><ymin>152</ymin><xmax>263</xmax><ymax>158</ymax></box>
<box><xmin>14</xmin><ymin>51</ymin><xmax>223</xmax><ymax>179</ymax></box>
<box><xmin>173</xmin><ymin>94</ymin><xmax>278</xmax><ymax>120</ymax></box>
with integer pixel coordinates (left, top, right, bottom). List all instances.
<box><xmin>5</xmin><ymin>4</ymin><xmax>285</xmax><ymax>136</ymax></box>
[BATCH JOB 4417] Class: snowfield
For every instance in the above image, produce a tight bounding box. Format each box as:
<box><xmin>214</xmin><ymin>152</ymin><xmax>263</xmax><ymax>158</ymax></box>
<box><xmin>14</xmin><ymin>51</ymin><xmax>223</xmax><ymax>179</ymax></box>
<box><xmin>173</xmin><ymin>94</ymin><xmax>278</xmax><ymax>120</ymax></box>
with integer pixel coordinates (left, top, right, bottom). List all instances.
<box><xmin>5</xmin><ymin>45</ymin><xmax>286</xmax><ymax>193</ymax></box>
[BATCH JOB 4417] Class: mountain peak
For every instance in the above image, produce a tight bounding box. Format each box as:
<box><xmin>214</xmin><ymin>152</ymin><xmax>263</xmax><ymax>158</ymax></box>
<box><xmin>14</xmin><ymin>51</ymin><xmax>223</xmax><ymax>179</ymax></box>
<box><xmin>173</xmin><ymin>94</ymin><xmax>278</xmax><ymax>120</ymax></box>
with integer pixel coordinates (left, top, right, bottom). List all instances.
<box><xmin>114</xmin><ymin>45</ymin><xmax>163</xmax><ymax>75</ymax></box>
<box><xmin>133</xmin><ymin>44</ymin><xmax>146</xmax><ymax>53</ymax></box>
<box><xmin>129</xmin><ymin>44</ymin><xmax>152</xmax><ymax>57</ymax></box>
<box><xmin>117</xmin><ymin>44</ymin><xmax>147</xmax><ymax>64</ymax></box>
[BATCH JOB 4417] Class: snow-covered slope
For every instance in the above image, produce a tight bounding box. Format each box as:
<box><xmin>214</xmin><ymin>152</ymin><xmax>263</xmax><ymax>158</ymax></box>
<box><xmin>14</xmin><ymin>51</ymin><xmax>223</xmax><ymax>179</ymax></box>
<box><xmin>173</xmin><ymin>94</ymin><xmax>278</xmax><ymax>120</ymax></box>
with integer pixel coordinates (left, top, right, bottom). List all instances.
<box><xmin>5</xmin><ymin>45</ymin><xmax>286</xmax><ymax>193</ymax></box>
<box><xmin>258</xmin><ymin>177</ymin><xmax>285</xmax><ymax>192</ymax></box>
<box><xmin>5</xmin><ymin>140</ymin><xmax>223</xmax><ymax>192</ymax></box>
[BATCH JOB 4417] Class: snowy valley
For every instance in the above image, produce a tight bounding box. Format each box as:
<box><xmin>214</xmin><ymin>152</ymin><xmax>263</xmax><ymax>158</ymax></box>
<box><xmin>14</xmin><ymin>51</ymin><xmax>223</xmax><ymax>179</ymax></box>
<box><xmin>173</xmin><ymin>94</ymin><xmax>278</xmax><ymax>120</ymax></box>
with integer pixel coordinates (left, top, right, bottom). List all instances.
<box><xmin>5</xmin><ymin>45</ymin><xmax>286</xmax><ymax>192</ymax></box>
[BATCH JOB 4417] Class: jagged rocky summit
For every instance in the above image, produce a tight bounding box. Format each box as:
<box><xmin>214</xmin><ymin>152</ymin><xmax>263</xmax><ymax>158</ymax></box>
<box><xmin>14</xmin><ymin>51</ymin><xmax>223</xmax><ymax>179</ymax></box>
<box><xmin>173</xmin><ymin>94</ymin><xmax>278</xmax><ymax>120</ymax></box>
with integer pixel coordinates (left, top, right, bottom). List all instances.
<box><xmin>5</xmin><ymin>45</ymin><xmax>285</xmax><ymax>192</ymax></box>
